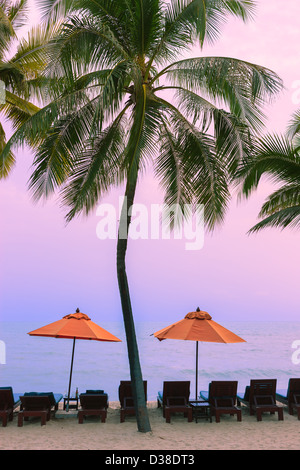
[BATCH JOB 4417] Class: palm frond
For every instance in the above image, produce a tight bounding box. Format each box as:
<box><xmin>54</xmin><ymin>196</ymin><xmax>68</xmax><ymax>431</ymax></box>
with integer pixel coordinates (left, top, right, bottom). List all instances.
<box><xmin>239</xmin><ymin>134</ymin><xmax>300</xmax><ymax>198</ymax></box>
<box><xmin>28</xmin><ymin>96</ymin><xmax>100</xmax><ymax>200</ymax></box>
<box><xmin>0</xmin><ymin>120</ymin><xmax>15</xmax><ymax>177</ymax></box>
<box><xmin>8</xmin><ymin>0</ymin><xmax>28</xmax><ymax>30</ymax></box>
<box><xmin>169</xmin><ymin>85</ymin><xmax>253</xmax><ymax>173</ymax></box>
<box><xmin>155</xmin><ymin>119</ymin><xmax>194</xmax><ymax>228</ymax></box>
<box><xmin>287</xmin><ymin>109</ymin><xmax>300</xmax><ymax>141</ymax></box>
<box><xmin>38</xmin><ymin>0</ymin><xmax>77</xmax><ymax>23</ymax></box>
<box><xmin>219</xmin><ymin>0</ymin><xmax>256</xmax><ymax>21</ymax></box>
<box><xmin>248</xmin><ymin>206</ymin><xmax>300</xmax><ymax>233</ymax></box>
<box><xmin>150</xmin><ymin>0</ymin><xmax>255</xmax><ymax>66</ymax></box>
<box><xmin>48</xmin><ymin>15</ymin><xmax>131</xmax><ymax>81</ymax></box>
<box><xmin>1</xmin><ymin>89</ymin><xmax>39</xmax><ymax>129</ymax></box>
<box><xmin>0</xmin><ymin>5</ymin><xmax>15</xmax><ymax>56</ymax></box>
<box><xmin>258</xmin><ymin>184</ymin><xmax>300</xmax><ymax>216</ymax></box>
<box><xmin>155</xmin><ymin>96</ymin><xmax>230</xmax><ymax>230</ymax></box>
<box><xmin>154</xmin><ymin>56</ymin><xmax>282</xmax><ymax>129</ymax></box>
<box><xmin>61</xmin><ymin>106</ymin><xmax>128</xmax><ymax>222</ymax></box>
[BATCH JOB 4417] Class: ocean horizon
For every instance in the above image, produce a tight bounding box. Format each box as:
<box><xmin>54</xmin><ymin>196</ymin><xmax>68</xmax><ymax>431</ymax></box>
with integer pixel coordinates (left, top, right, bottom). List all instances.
<box><xmin>1</xmin><ymin>320</ymin><xmax>300</xmax><ymax>401</ymax></box>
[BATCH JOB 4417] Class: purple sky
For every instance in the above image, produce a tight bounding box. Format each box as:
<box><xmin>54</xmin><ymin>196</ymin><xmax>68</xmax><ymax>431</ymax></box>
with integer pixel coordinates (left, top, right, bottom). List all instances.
<box><xmin>0</xmin><ymin>0</ymin><xmax>299</xmax><ymax>324</ymax></box>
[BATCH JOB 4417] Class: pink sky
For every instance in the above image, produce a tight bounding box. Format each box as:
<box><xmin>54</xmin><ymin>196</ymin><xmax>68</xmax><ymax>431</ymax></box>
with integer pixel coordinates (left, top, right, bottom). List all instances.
<box><xmin>0</xmin><ymin>0</ymin><xmax>299</xmax><ymax>324</ymax></box>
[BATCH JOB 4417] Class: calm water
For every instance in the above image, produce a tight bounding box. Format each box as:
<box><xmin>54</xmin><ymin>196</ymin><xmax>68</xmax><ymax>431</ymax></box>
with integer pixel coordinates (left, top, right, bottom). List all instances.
<box><xmin>1</xmin><ymin>321</ymin><xmax>300</xmax><ymax>400</ymax></box>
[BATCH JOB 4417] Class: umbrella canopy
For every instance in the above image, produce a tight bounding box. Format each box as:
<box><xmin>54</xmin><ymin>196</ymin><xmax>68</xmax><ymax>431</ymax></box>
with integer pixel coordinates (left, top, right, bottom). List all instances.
<box><xmin>153</xmin><ymin>308</ymin><xmax>246</xmax><ymax>399</ymax></box>
<box><xmin>28</xmin><ymin>308</ymin><xmax>121</xmax><ymax>410</ymax></box>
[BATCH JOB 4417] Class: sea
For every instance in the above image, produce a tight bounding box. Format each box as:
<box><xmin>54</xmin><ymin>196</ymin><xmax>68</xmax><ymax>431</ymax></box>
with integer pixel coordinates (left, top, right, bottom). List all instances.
<box><xmin>1</xmin><ymin>321</ymin><xmax>300</xmax><ymax>401</ymax></box>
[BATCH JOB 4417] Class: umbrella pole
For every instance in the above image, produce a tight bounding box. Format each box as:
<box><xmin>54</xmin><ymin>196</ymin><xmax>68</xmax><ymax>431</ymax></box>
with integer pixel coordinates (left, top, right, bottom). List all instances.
<box><xmin>195</xmin><ymin>341</ymin><xmax>198</xmax><ymax>400</ymax></box>
<box><xmin>66</xmin><ymin>337</ymin><xmax>76</xmax><ymax>412</ymax></box>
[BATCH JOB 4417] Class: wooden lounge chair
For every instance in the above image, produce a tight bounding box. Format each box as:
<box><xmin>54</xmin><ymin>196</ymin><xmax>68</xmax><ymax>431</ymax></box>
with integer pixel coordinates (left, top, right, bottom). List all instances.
<box><xmin>23</xmin><ymin>392</ymin><xmax>63</xmax><ymax>413</ymax></box>
<box><xmin>18</xmin><ymin>395</ymin><xmax>52</xmax><ymax>426</ymax></box>
<box><xmin>78</xmin><ymin>393</ymin><xmax>108</xmax><ymax>423</ymax></box>
<box><xmin>0</xmin><ymin>387</ymin><xmax>21</xmax><ymax>427</ymax></box>
<box><xmin>208</xmin><ymin>381</ymin><xmax>242</xmax><ymax>423</ymax></box>
<box><xmin>157</xmin><ymin>381</ymin><xmax>192</xmax><ymax>423</ymax></box>
<box><xmin>237</xmin><ymin>379</ymin><xmax>283</xmax><ymax>421</ymax></box>
<box><xmin>276</xmin><ymin>378</ymin><xmax>300</xmax><ymax>419</ymax></box>
<box><xmin>119</xmin><ymin>380</ymin><xmax>147</xmax><ymax>423</ymax></box>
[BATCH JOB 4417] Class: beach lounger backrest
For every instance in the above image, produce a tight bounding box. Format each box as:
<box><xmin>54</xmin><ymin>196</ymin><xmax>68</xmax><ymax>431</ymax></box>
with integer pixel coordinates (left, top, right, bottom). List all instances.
<box><xmin>162</xmin><ymin>381</ymin><xmax>190</xmax><ymax>407</ymax></box>
<box><xmin>287</xmin><ymin>378</ymin><xmax>300</xmax><ymax>403</ymax></box>
<box><xmin>249</xmin><ymin>379</ymin><xmax>277</xmax><ymax>404</ymax></box>
<box><xmin>79</xmin><ymin>394</ymin><xmax>108</xmax><ymax>410</ymax></box>
<box><xmin>0</xmin><ymin>389</ymin><xmax>14</xmax><ymax>410</ymax></box>
<box><xmin>24</xmin><ymin>392</ymin><xmax>57</xmax><ymax>407</ymax></box>
<box><xmin>119</xmin><ymin>381</ymin><xmax>147</xmax><ymax>408</ymax></box>
<box><xmin>20</xmin><ymin>395</ymin><xmax>52</xmax><ymax>411</ymax></box>
<box><xmin>209</xmin><ymin>381</ymin><xmax>238</xmax><ymax>407</ymax></box>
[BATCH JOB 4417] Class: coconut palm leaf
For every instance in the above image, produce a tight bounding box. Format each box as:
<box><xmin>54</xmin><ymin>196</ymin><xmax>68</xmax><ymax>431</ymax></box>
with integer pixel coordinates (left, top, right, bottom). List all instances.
<box><xmin>8</xmin><ymin>0</ymin><xmax>29</xmax><ymax>30</ymax></box>
<box><xmin>154</xmin><ymin>56</ymin><xmax>282</xmax><ymax>130</ymax></box>
<box><xmin>0</xmin><ymin>3</ymin><xmax>61</xmax><ymax>176</ymax></box>
<box><xmin>0</xmin><ymin>119</ymin><xmax>14</xmax><ymax>177</ymax></box>
<box><xmin>238</xmin><ymin>124</ymin><xmax>300</xmax><ymax>232</ymax></box>
<box><xmin>249</xmin><ymin>206</ymin><xmax>300</xmax><ymax>232</ymax></box>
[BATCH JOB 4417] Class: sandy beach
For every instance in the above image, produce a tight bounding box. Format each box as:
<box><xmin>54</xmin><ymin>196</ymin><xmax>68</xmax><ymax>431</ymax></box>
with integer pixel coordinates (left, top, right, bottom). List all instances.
<box><xmin>1</xmin><ymin>400</ymin><xmax>300</xmax><ymax>451</ymax></box>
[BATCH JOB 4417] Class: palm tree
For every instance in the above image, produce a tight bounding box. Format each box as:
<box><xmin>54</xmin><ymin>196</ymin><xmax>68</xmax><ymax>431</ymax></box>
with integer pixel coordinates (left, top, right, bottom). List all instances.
<box><xmin>238</xmin><ymin>110</ymin><xmax>300</xmax><ymax>232</ymax></box>
<box><xmin>0</xmin><ymin>0</ymin><xmax>283</xmax><ymax>432</ymax></box>
<box><xmin>0</xmin><ymin>0</ymin><xmax>58</xmax><ymax>177</ymax></box>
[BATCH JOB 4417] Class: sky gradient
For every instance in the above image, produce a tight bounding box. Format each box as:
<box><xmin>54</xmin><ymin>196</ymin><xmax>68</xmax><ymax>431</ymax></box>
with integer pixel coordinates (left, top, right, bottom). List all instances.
<box><xmin>0</xmin><ymin>0</ymin><xmax>299</xmax><ymax>325</ymax></box>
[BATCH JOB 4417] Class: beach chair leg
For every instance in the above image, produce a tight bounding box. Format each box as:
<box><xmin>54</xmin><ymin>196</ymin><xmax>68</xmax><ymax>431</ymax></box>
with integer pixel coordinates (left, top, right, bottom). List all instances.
<box><xmin>41</xmin><ymin>411</ymin><xmax>47</xmax><ymax>425</ymax></box>
<box><xmin>1</xmin><ymin>414</ymin><xmax>8</xmax><ymax>427</ymax></box>
<box><xmin>18</xmin><ymin>412</ymin><xmax>24</xmax><ymax>427</ymax></box>
<box><xmin>278</xmin><ymin>409</ymin><xmax>284</xmax><ymax>421</ymax></box>
<box><xmin>101</xmin><ymin>413</ymin><xmax>106</xmax><ymax>423</ymax></box>
<box><xmin>78</xmin><ymin>412</ymin><xmax>84</xmax><ymax>424</ymax></box>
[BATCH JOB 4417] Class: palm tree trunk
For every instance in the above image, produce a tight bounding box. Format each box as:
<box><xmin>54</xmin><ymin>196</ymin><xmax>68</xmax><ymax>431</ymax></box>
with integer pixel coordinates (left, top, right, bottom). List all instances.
<box><xmin>116</xmin><ymin>177</ymin><xmax>151</xmax><ymax>433</ymax></box>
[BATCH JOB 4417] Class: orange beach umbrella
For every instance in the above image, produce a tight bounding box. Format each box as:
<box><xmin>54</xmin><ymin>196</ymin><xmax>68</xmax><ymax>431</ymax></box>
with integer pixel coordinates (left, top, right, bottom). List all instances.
<box><xmin>153</xmin><ymin>308</ymin><xmax>245</xmax><ymax>399</ymax></box>
<box><xmin>28</xmin><ymin>308</ymin><xmax>121</xmax><ymax>411</ymax></box>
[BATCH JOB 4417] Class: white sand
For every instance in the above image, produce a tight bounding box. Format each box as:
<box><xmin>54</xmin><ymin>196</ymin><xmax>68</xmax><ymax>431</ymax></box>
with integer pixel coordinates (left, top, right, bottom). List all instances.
<box><xmin>1</xmin><ymin>401</ymin><xmax>300</xmax><ymax>450</ymax></box>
